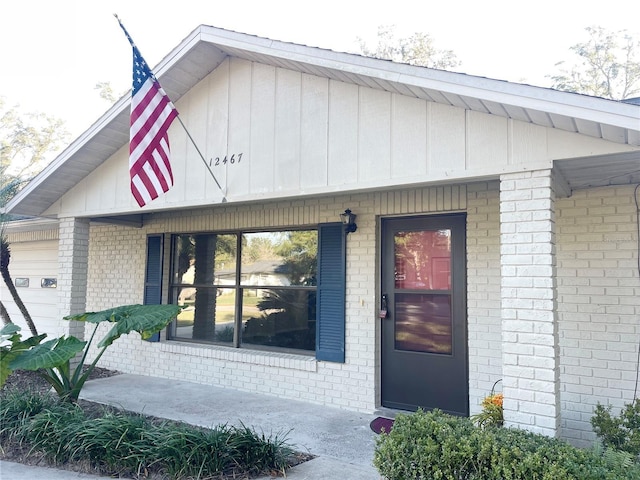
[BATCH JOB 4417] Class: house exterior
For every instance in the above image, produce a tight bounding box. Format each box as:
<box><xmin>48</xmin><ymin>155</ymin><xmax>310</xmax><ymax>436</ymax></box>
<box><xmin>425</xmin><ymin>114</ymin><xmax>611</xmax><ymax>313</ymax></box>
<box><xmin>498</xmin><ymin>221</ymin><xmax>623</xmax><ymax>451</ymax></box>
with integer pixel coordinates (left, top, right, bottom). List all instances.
<box><xmin>4</xmin><ymin>25</ymin><xmax>640</xmax><ymax>447</ymax></box>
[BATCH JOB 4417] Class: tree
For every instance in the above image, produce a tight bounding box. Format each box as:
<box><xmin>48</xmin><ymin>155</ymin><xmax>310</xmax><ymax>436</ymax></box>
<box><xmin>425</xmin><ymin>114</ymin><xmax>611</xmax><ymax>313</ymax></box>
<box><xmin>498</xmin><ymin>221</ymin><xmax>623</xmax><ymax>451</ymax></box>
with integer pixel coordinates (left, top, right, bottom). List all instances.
<box><xmin>94</xmin><ymin>81</ymin><xmax>118</xmax><ymax>103</ymax></box>
<box><xmin>357</xmin><ymin>25</ymin><xmax>460</xmax><ymax>70</ymax></box>
<box><xmin>549</xmin><ymin>26</ymin><xmax>640</xmax><ymax>100</ymax></box>
<box><xmin>94</xmin><ymin>81</ymin><xmax>127</xmax><ymax>104</ymax></box>
<box><xmin>0</xmin><ymin>98</ymin><xmax>70</xmax><ymax>333</ymax></box>
<box><xmin>1</xmin><ymin>97</ymin><xmax>70</xmax><ymax>181</ymax></box>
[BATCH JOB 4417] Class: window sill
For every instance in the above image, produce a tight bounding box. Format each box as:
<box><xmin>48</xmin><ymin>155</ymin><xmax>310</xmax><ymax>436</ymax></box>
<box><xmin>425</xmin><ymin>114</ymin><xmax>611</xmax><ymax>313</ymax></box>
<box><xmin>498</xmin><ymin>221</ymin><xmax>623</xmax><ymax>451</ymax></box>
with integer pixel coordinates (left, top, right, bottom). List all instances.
<box><xmin>159</xmin><ymin>341</ymin><xmax>318</xmax><ymax>372</ymax></box>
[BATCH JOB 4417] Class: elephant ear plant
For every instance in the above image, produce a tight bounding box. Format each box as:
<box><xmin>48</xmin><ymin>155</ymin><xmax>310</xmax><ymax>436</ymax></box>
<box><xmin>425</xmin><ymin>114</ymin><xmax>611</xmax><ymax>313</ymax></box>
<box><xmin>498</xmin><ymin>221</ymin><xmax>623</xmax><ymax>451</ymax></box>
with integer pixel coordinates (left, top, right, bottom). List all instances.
<box><xmin>1</xmin><ymin>304</ymin><xmax>181</xmax><ymax>403</ymax></box>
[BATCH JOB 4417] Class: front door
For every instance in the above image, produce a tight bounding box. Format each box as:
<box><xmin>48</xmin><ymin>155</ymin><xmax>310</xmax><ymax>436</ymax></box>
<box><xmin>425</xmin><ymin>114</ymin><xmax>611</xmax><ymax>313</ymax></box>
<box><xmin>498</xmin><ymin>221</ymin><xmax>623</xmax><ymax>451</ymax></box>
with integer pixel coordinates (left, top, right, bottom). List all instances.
<box><xmin>381</xmin><ymin>214</ymin><xmax>468</xmax><ymax>416</ymax></box>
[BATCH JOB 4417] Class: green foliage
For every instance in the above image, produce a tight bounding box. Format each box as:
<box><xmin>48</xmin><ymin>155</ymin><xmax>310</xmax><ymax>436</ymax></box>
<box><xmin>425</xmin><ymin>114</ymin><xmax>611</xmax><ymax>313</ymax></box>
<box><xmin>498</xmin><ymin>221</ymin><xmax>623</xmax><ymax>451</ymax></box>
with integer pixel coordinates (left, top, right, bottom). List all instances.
<box><xmin>0</xmin><ymin>390</ymin><xmax>295</xmax><ymax>479</ymax></box>
<box><xmin>0</xmin><ymin>323</ymin><xmax>46</xmax><ymax>386</ymax></box>
<box><xmin>0</xmin><ymin>96</ymin><xmax>70</xmax><ymax>182</ymax></box>
<box><xmin>274</xmin><ymin>230</ymin><xmax>318</xmax><ymax>285</ymax></box>
<box><xmin>2</xmin><ymin>304</ymin><xmax>181</xmax><ymax>402</ymax></box>
<box><xmin>471</xmin><ymin>392</ymin><xmax>504</xmax><ymax>429</ymax></box>
<box><xmin>592</xmin><ymin>399</ymin><xmax>640</xmax><ymax>457</ymax></box>
<box><xmin>0</xmin><ymin>388</ymin><xmax>57</xmax><ymax>443</ymax></box>
<box><xmin>23</xmin><ymin>402</ymin><xmax>87</xmax><ymax>463</ymax></box>
<box><xmin>66</xmin><ymin>304</ymin><xmax>182</xmax><ymax>347</ymax></box>
<box><xmin>374</xmin><ymin>409</ymin><xmax>640</xmax><ymax>480</ymax></box>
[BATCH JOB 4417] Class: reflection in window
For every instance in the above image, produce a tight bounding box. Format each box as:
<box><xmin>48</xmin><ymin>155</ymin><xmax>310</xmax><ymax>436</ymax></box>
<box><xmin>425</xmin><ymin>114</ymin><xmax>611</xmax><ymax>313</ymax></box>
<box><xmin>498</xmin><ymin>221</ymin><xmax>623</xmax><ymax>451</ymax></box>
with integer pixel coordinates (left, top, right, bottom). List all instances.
<box><xmin>41</xmin><ymin>278</ymin><xmax>57</xmax><ymax>288</ymax></box>
<box><xmin>394</xmin><ymin>229</ymin><xmax>451</xmax><ymax>290</ymax></box>
<box><xmin>242</xmin><ymin>289</ymin><xmax>316</xmax><ymax>351</ymax></box>
<box><xmin>169</xmin><ymin>230</ymin><xmax>317</xmax><ymax>353</ymax></box>
<box><xmin>395</xmin><ymin>294</ymin><xmax>452</xmax><ymax>354</ymax></box>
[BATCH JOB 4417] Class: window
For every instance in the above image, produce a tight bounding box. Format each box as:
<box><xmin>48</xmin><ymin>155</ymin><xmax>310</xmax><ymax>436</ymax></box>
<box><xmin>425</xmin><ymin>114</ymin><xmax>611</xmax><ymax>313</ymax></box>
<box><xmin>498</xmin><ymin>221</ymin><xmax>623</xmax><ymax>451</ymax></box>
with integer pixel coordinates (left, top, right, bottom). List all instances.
<box><xmin>168</xmin><ymin>230</ymin><xmax>318</xmax><ymax>353</ymax></box>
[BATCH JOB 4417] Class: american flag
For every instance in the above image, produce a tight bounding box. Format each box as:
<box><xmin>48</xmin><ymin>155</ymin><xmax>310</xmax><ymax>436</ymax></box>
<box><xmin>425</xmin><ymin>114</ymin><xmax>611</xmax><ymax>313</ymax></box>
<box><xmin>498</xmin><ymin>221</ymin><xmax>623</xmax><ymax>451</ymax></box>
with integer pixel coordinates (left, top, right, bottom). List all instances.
<box><xmin>117</xmin><ymin>18</ymin><xmax>178</xmax><ymax>207</ymax></box>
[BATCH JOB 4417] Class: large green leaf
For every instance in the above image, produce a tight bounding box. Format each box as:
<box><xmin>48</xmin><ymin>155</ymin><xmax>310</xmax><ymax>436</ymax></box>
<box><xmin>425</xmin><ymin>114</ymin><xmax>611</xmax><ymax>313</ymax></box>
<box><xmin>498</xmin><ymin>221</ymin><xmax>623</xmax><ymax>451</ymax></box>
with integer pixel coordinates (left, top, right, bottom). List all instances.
<box><xmin>9</xmin><ymin>336</ymin><xmax>86</xmax><ymax>371</ymax></box>
<box><xmin>66</xmin><ymin>304</ymin><xmax>181</xmax><ymax>348</ymax></box>
<box><xmin>0</xmin><ymin>349</ymin><xmax>17</xmax><ymax>387</ymax></box>
<box><xmin>0</xmin><ymin>323</ymin><xmax>21</xmax><ymax>340</ymax></box>
<box><xmin>0</xmin><ymin>325</ymin><xmax>48</xmax><ymax>387</ymax></box>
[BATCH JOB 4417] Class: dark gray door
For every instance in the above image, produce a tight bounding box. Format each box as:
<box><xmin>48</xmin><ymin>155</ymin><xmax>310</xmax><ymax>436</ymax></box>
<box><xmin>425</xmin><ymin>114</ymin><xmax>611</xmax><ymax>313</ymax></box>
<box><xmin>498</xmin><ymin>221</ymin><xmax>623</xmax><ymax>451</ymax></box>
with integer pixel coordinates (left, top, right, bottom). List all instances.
<box><xmin>381</xmin><ymin>214</ymin><xmax>468</xmax><ymax>416</ymax></box>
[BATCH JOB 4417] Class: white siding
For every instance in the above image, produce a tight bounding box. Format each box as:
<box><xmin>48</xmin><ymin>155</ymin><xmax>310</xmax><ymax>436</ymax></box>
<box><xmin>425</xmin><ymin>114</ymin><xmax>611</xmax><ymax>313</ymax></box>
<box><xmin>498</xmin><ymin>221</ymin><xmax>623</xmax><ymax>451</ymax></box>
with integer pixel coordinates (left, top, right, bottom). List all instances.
<box><xmin>47</xmin><ymin>57</ymin><xmax>629</xmax><ymax>219</ymax></box>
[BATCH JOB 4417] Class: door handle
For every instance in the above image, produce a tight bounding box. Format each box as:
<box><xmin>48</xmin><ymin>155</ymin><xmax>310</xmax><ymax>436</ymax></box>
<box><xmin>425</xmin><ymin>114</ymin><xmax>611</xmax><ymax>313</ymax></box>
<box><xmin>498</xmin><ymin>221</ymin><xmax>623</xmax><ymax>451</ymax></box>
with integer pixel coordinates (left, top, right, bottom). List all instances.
<box><xmin>379</xmin><ymin>294</ymin><xmax>389</xmax><ymax>319</ymax></box>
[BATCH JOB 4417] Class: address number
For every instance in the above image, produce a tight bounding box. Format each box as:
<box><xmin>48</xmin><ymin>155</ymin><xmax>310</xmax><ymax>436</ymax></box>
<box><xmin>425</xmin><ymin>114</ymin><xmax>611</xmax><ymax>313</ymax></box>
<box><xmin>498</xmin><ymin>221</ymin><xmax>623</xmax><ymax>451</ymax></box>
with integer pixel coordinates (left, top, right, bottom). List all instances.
<box><xmin>209</xmin><ymin>153</ymin><xmax>243</xmax><ymax>166</ymax></box>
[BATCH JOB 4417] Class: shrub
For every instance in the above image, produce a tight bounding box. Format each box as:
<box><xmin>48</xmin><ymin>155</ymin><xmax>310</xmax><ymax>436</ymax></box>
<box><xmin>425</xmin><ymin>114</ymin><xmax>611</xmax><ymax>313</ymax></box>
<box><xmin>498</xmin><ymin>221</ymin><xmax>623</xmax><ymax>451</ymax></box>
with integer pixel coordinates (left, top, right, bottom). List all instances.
<box><xmin>591</xmin><ymin>399</ymin><xmax>640</xmax><ymax>457</ymax></box>
<box><xmin>374</xmin><ymin>409</ymin><xmax>640</xmax><ymax>480</ymax></box>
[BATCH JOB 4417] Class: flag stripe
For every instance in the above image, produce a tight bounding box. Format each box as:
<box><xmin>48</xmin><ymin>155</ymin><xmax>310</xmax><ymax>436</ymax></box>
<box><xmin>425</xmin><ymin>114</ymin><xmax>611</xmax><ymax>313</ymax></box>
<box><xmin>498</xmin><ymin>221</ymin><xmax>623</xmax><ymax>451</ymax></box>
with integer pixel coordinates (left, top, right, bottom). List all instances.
<box><xmin>130</xmin><ymin>102</ymin><xmax>177</xmax><ymax>171</ymax></box>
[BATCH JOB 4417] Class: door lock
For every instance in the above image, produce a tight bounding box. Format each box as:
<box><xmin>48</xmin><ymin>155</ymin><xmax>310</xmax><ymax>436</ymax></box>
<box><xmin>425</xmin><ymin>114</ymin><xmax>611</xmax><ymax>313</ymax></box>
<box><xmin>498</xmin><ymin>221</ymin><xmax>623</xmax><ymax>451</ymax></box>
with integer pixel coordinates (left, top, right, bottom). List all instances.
<box><xmin>379</xmin><ymin>294</ymin><xmax>389</xmax><ymax>319</ymax></box>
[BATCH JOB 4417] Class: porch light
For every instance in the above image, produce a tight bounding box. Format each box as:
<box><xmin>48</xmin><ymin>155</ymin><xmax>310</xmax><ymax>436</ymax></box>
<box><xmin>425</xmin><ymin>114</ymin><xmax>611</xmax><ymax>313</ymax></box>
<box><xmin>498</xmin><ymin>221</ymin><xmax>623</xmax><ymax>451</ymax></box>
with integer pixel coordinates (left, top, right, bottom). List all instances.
<box><xmin>340</xmin><ymin>209</ymin><xmax>357</xmax><ymax>233</ymax></box>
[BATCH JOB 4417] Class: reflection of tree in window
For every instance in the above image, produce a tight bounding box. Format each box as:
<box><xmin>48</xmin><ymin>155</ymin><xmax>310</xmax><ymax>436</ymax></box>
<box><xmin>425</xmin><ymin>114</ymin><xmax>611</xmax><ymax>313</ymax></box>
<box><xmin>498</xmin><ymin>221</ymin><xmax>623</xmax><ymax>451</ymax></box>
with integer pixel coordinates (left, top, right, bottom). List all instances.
<box><xmin>275</xmin><ymin>230</ymin><xmax>317</xmax><ymax>286</ymax></box>
<box><xmin>394</xmin><ymin>230</ymin><xmax>451</xmax><ymax>290</ymax></box>
<box><xmin>170</xmin><ymin>230</ymin><xmax>317</xmax><ymax>352</ymax></box>
<box><xmin>242</xmin><ymin>231</ymin><xmax>317</xmax><ymax>351</ymax></box>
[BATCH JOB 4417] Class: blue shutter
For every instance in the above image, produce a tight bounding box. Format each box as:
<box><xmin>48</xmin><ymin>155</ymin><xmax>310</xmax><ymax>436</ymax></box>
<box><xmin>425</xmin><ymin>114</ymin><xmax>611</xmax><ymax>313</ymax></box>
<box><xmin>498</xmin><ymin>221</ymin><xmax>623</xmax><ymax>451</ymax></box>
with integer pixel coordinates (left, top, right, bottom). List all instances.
<box><xmin>316</xmin><ymin>223</ymin><xmax>346</xmax><ymax>362</ymax></box>
<box><xmin>143</xmin><ymin>235</ymin><xmax>163</xmax><ymax>342</ymax></box>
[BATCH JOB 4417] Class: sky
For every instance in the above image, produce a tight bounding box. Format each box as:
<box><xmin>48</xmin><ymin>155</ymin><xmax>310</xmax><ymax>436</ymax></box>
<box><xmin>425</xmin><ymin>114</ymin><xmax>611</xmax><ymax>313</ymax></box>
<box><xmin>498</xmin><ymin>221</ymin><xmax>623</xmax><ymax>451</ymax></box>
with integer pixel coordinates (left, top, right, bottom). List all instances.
<box><xmin>2</xmin><ymin>0</ymin><xmax>639</xmax><ymax>146</ymax></box>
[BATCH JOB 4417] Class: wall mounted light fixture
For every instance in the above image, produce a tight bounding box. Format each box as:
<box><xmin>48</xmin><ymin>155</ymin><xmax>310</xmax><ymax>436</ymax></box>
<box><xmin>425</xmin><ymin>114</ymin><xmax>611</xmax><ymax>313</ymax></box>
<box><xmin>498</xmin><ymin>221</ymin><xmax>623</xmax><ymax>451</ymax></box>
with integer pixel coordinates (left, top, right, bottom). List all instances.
<box><xmin>340</xmin><ymin>209</ymin><xmax>357</xmax><ymax>233</ymax></box>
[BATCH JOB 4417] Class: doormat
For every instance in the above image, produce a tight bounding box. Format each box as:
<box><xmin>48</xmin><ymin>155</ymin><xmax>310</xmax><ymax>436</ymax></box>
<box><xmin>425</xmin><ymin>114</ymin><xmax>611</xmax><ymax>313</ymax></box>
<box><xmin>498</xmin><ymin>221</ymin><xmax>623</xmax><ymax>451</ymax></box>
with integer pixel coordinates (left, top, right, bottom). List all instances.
<box><xmin>370</xmin><ymin>416</ymin><xmax>395</xmax><ymax>434</ymax></box>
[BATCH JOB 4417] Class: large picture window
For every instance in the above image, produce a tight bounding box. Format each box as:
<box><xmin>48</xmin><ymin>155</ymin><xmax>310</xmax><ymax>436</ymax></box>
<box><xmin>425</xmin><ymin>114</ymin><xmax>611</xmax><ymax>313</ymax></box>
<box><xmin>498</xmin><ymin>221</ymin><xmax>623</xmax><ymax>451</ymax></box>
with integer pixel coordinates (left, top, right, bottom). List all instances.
<box><xmin>168</xmin><ymin>230</ymin><xmax>317</xmax><ymax>353</ymax></box>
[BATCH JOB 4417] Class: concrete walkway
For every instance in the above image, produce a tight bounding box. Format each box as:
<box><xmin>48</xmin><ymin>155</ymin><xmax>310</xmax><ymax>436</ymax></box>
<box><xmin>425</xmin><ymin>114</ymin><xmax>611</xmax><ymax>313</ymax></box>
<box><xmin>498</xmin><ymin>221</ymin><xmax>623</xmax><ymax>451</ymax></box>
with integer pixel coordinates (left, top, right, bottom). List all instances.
<box><xmin>0</xmin><ymin>374</ymin><xmax>383</xmax><ymax>479</ymax></box>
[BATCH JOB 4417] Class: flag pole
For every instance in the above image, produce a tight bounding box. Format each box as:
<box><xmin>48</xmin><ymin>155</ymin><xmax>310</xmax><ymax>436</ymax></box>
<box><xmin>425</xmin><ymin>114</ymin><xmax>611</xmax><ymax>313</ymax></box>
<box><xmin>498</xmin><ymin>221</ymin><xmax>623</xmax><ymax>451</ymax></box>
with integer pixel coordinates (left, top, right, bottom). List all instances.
<box><xmin>175</xmin><ymin>117</ymin><xmax>227</xmax><ymax>201</ymax></box>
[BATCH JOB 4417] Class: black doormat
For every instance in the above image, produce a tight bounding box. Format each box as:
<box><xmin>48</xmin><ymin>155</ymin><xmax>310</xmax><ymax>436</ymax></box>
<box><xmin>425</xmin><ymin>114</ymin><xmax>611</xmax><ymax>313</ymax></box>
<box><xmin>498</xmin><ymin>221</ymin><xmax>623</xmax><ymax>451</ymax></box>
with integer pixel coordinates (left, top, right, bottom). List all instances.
<box><xmin>370</xmin><ymin>416</ymin><xmax>395</xmax><ymax>434</ymax></box>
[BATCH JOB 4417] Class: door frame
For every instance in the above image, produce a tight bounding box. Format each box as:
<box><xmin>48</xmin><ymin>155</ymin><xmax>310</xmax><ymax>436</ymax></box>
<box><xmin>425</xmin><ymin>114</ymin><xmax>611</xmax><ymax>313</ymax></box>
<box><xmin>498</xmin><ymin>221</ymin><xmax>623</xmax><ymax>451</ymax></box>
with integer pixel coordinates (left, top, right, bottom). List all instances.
<box><xmin>377</xmin><ymin>213</ymin><xmax>469</xmax><ymax>415</ymax></box>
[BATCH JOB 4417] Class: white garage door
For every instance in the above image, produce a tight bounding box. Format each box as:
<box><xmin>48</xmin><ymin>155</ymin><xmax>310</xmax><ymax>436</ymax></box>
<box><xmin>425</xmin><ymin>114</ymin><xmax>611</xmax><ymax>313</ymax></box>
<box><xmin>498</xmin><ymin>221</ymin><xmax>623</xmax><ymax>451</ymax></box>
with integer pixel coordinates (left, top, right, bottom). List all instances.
<box><xmin>0</xmin><ymin>240</ymin><xmax>61</xmax><ymax>339</ymax></box>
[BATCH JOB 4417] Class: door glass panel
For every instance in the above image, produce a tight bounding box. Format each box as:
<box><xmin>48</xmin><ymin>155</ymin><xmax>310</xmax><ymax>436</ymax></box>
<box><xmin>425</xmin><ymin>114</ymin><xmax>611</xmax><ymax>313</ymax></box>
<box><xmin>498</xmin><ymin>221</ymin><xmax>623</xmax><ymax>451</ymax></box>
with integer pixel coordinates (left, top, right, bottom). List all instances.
<box><xmin>395</xmin><ymin>293</ymin><xmax>452</xmax><ymax>354</ymax></box>
<box><xmin>394</xmin><ymin>230</ymin><xmax>451</xmax><ymax>290</ymax></box>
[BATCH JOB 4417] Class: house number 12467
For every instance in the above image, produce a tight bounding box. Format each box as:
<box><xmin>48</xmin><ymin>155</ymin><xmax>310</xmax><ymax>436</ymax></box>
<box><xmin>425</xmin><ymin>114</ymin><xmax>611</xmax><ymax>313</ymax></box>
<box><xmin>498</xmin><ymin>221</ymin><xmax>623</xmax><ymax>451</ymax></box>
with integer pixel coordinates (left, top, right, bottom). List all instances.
<box><xmin>209</xmin><ymin>153</ymin><xmax>243</xmax><ymax>166</ymax></box>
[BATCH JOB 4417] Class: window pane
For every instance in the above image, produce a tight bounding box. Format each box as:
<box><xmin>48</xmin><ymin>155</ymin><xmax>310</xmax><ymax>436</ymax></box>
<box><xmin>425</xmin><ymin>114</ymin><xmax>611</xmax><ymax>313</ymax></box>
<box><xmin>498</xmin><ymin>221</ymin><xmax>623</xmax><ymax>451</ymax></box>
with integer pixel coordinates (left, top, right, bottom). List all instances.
<box><xmin>242</xmin><ymin>231</ymin><xmax>317</xmax><ymax>287</ymax></box>
<box><xmin>173</xmin><ymin>234</ymin><xmax>237</xmax><ymax>285</ymax></box>
<box><xmin>242</xmin><ymin>288</ymin><xmax>316</xmax><ymax>351</ymax></box>
<box><xmin>394</xmin><ymin>293</ymin><xmax>452</xmax><ymax>354</ymax></box>
<box><xmin>394</xmin><ymin>229</ymin><xmax>451</xmax><ymax>290</ymax></box>
<box><xmin>172</xmin><ymin>287</ymin><xmax>235</xmax><ymax>344</ymax></box>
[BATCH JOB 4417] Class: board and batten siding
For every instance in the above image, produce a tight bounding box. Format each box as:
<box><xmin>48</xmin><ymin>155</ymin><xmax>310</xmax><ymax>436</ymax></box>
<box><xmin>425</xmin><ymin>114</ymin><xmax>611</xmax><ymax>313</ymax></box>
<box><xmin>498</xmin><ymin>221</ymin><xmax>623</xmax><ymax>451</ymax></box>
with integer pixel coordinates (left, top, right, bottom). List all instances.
<box><xmin>44</xmin><ymin>56</ymin><xmax>602</xmax><ymax>218</ymax></box>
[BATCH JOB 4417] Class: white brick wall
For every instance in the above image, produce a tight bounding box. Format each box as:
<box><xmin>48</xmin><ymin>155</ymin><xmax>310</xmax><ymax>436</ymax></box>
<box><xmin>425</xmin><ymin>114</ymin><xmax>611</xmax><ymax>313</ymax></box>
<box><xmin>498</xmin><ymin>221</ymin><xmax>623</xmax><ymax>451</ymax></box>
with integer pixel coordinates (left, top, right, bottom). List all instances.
<box><xmin>58</xmin><ymin>217</ymin><xmax>90</xmax><ymax>338</ymax></box>
<box><xmin>73</xmin><ymin>179</ymin><xmax>639</xmax><ymax>441</ymax></box>
<box><xmin>85</xmin><ymin>186</ymin><xmax>467</xmax><ymax>413</ymax></box>
<box><xmin>500</xmin><ymin>170</ymin><xmax>560</xmax><ymax>437</ymax></box>
<box><xmin>557</xmin><ymin>184</ymin><xmax>640</xmax><ymax>447</ymax></box>
<box><xmin>466</xmin><ymin>181</ymin><xmax>503</xmax><ymax>414</ymax></box>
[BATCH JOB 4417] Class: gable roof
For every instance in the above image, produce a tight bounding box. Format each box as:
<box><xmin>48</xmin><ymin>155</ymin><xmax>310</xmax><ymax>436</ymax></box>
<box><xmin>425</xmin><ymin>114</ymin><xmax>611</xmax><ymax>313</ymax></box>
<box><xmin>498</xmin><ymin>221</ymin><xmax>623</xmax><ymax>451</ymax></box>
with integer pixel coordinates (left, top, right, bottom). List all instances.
<box><xmin>6</xmin><ymin>25</ymin><xmax>640</xmax><ymax>217</ymax></box>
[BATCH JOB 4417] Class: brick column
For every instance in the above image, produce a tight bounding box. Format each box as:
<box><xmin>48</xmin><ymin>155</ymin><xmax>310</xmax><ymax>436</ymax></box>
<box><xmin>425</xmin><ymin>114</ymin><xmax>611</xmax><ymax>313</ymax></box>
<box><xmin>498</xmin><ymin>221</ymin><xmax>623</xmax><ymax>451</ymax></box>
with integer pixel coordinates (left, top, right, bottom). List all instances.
<box><xmin>58</xmin><ymin>217</ymin><xmax>90</xmax><ymax>340</ymax></box>
<box><xmin>500</xmin><ymin>170</ymin><xmax>560</xmax><ymax>437</ymax></box>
